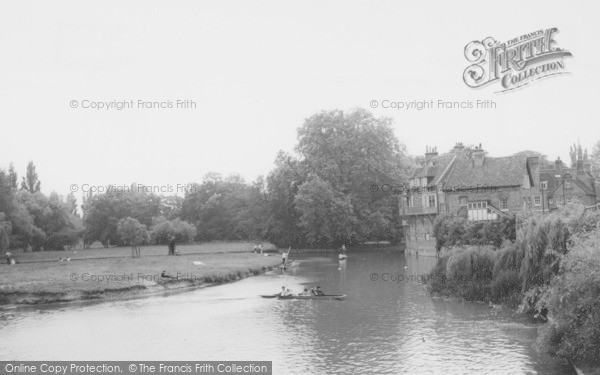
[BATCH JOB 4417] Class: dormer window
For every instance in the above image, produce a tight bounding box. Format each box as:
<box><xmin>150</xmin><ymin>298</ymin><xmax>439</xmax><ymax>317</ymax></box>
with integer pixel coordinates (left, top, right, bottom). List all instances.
<box><xmin>541</xmin><ymin>181</ymin><xmax>548</xmax><ymax>190</ymax></box>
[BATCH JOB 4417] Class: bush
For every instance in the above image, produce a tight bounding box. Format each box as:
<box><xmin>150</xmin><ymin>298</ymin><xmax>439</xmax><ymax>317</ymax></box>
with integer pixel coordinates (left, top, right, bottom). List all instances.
<box><xmin>491</xmin><ymin>269</ymin><xmax>521</xmax><ymax>306</ymax></box>
<box><xmin>425</xmin><ymin>245</ymin><xmax>496</xmax><ymax>301</ymax></box>
<box><xmin>433</xmin><ymin>214</ymin><xmax>516</xmax><ymax>252</ymax></box>
<box><xmin>537</xmin><ymin>228</ymin><xmax>600</xmax><ymax>364</ymax></box>
<box><xmin>150</xmin><ymin>216</ymin><xmax>197</xmax><ymax>244</ymax></box>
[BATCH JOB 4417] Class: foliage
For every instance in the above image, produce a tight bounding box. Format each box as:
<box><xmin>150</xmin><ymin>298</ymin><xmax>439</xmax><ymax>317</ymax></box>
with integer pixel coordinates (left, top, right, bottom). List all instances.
<box><xmin>0</xmin><ymin>166</ymin><xmax>81</xmax><ymax>251</ymax></box>
<box><xmin>82</xmin><ymin>185</ymin><xmax>160</xmax><ymax>247</ymax></box>
<box><xmin>294</xmin><ymin>175</ymin><xmax>356</xmax><ymax>246</ymax></box>
<box><xmin>536</xmin><ymin>228</ymin><xmax>600</xmax><ymax>364</ymax></box>
<box><xmin>425</xmin><ymin>245</ymin><xmax>496</xmax><ymax>301</ymax></box>
<box><xmin>591</xmin><ymin>139</ymin><xmax>600</xmax><ymax>178</ymax></box>
<box><xmin>117</xmin><ymin>217</ymin><xmax>149</xmax><ymax>258</ymax></box>
<box><xmin>569</xmin><ymin>140</ymin><xmax>588</xmax><ymax>168</ymax></box>
<box><xmin>180</xmin><ymin>173</ymin><xmax>267</xmax><ymax>242</ymax></box>
<box><xmin>150</xmin><ymin>216</ymin><xmax>197</xmax><ymax>244</ymax></box>
<box><xmin>20</xmin><ymin>161</ymin><xmax>41</xmax><ymax>193</ymax></box>
<box><xmin>433</xmin><ymin>214</ymin><xmax>515</xmax><ymax>251</ymax></box>
<box><xmin>0</xmin><ymin>213</ymin><xmax>11</xmax><ymax>251</ymax></box>
<box><xmin>293</xmin><ymin>109</ymin><xmax>409</xmax><ymax>246</ymax></box>
<box><xmin>263</xmin><ymin>151</ymin><xmax>306</xmax><ymax>247</ymax></box>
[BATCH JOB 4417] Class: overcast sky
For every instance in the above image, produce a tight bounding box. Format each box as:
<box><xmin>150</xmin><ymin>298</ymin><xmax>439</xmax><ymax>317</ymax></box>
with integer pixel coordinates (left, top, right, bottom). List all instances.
<box><xmin>1</xmin><ymin>0</ymin><xmax>599</xmax><ymax>198</ymax></box>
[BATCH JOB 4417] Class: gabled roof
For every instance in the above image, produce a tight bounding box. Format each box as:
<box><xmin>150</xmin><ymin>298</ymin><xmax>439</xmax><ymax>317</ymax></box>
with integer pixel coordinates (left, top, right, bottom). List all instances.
<box><xmin>411</xmin><ymin>153</ymin><xmax>457</xmax><ymax>186</ymax></box>
<box><xmin>539</xmin><ymin>165</ymin><xmax>597</xmax><ymax>196</ymax></box>
<box><xmin>442</xmin><ymin>154</ymin><xmax>529</xmax><ymax>188</ymax></box>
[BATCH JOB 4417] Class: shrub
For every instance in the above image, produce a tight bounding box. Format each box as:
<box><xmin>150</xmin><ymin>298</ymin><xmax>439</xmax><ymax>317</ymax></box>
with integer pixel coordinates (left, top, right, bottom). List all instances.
<box><xmin>431</xmin><ymin>245</ymin><xmax>496</xmax><ymax>301</ymax></box>
<box><xmin>537</xmin><ymin>228</ymin><xmax>600</xmax><ymax>364</ymax></box>
<box><xmin>491</xmin><ymin>269</ymin><xmax>521</xmax><ymax>306</ymax></box>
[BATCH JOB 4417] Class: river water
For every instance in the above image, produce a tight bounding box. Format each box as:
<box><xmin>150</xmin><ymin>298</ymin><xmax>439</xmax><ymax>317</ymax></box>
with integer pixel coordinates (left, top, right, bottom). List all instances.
<box><xmin>0</xmin><ymin>250</ymin><xmax>572</xmax><ymax>374</ymax></box>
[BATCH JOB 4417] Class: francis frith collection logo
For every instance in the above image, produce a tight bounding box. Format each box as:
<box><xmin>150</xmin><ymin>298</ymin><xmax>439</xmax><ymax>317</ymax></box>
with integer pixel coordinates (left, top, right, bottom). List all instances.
<box><xmin>463</xmin><ymin>27</ymin><xmax>572</xmax><ymax>92</ymax></box>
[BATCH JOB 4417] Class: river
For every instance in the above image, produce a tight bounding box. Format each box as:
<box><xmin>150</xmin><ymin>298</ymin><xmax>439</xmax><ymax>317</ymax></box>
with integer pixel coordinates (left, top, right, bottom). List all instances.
<box><xmin>0</xmin><ymin>250</ymin><xmax>573</xmax><ymax>374</ymax></box>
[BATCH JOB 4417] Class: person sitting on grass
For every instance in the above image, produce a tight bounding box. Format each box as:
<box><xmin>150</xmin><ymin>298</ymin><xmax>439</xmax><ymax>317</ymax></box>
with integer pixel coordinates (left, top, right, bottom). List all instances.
<box><xmin>161</xmin><ymin>270</ymin><xmax>175</xmax><ymax>279</ymax></box>
<box><xmin>5</xmin><ymin>251</ymin><xmax>13</xmax><ymax>265</ymax></box>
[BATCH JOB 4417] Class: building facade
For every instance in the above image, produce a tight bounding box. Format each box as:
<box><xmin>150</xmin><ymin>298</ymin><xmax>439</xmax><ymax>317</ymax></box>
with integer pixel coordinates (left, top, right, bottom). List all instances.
<box><xmin>401</xmin><ymin>143</ymin><xmax>544</xmax><ymax>256</ymax></box>
<box><xmin>539</xmin><ymin>157</ymin><xmax>597</xmax><ymax>210</ymax></box>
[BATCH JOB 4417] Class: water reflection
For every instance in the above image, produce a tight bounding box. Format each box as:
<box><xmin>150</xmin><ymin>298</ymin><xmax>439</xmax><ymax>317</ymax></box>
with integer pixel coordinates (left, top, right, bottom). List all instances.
<box><xmin>0</xmin><ymin>251</ymin><xmax>571</xmax><ymax>374</ymax></box>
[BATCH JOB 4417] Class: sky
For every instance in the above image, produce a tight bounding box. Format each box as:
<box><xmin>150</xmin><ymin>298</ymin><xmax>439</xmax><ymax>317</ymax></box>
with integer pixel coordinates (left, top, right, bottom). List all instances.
<box><xmin>1</xmin><ymin>0</ymin><xmax>599</xmax><ymax>199</ymax></box>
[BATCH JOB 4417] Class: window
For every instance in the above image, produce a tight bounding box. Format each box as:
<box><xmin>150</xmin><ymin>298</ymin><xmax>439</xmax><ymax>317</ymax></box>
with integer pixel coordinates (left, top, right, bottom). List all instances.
<box><xmin>428</xmin><ymin>195</ymin><xmax>436</xmax><ymax>207</ymax></box>
<box><xmin>500</xmin><ymin>198</ymin><xmax>508</xmax><ymax>211</ymax></box>
<box><xmin>565</xmin><ymin>180</ymin><xmax>572</xmax><ymax>189</ymax></box>
<box><xmin>425</xmin><ymin>233</ymin><xmax>430</xmax><ymax>241</ymax></box>
<box><xmin>534</xmin><ymin>196</ymin><xmax>541</xmax><ymax>206</ymax></box>
<box><xmin>541</xmin><ymin>181</ymin><xmax>548</xmax><ymax>190</ymax></box>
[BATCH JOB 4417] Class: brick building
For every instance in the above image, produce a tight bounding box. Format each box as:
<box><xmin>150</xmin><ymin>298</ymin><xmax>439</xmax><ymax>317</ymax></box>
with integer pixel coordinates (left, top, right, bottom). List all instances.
<box><xmin>401</xmin><ymin>143</ymin><xmax>542</xmax><ymax>256</ymax></box>
<box><xmin>539</xmin><ymin>157</ymin><xmax>598</xmax><ymax>209</ymax></box>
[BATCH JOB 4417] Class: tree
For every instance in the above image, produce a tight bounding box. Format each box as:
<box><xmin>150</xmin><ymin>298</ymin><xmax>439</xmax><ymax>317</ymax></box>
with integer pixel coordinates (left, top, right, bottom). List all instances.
<box><xmin>117</xmin><ymin>217</ymin><xmax>149</xmax><ymax>258</ymax></box>
<box><xmin>0</xmin><ymin>213</ymin><xmax>11</xmax><ymax>251</ymax></box>
<box><xmin>293</xmin><ymin>108</ymin><xmax>410</xmax><ymax>245</ymax></box>
<box><xmin>20</xmin><ymin>161</ymin><xmax>41</xmax><ymax>193</ymax></box>
<box><xmin>294</xmin><ymin>174</ymin><xmax>355</xmax><ymax>246</ymax></box>
<box><xmin>82</xmin><ymin>185</ymin><xmax>161</xmax><ymax>247</ymax></box>
<box><xmin>8</xmin><ymin>163</ymin><xmax>18</xmax><ymax>190</ymax></box>
<box><xmin>591</xmin><ymin>140</ymin><xmax>600</xmax><ymax>179</ymax></box>
<box><xmin>66</xmin><ymin>192</ymin><xmax>78</xmax><ymax>216</ymax></box>
<box><xmin>569</xmin><ymin>141</ymin><xmax>588</xmax><ymax>167</ymax></box>
<box><xmin>150</xmin><ymin>216</ymin><xmax>197</xmax><ymax>244</ymax></box>
<box><xmin>264</xmin><ymin>151</ymin><xmax>306</xmax><ymax>247</ymax></box>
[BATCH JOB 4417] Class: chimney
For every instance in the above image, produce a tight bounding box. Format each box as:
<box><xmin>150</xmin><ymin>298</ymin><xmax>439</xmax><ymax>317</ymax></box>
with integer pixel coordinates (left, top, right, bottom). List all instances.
<box><xmin>473</xmin><ymin>144</ymin><xmax>485</xmax><ymax>167</ymax></box>
<box><xmin>528</xmin><ymin>156</ymin><xmax>540</xmax><ymax>187</ymax></box>
<box><xmin>425</xmin><ymin>146</ymin><xmax>438</xmax><ymax>166</ymax></box>
<box><xmin>453</xmin><ymin>142</ymin><xmax>465</xmax><ymax>155</ymax></box>
<box><xmin>555</xmin><ymin>157</ymin><xmax>563</xmax><ymax>173</ymax></box>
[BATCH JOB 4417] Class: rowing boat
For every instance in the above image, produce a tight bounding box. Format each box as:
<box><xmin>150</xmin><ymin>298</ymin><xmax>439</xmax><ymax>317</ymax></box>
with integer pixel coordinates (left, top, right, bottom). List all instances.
<box><xmin>279</xmin><ymin>294</ymin><xmax>346</xmax><ymax>300</ymax></box>
<box><xmin>260</xmin><ymin>294</ymin><xmax>346</xmax><ymax>300</ymax></box>
<box><xmin>259</xmin><ymin>294</ymin><xmax>280</xmax><ymax>298</ymax></box>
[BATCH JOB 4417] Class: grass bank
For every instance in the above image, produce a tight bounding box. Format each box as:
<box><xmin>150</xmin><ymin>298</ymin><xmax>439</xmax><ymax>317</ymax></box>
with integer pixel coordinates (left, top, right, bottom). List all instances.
<box><xmin>7</xmin><ymin>241</ymin><xmax>277</xmax><ymax>263</ymax></box>
<box><xmin>0</xmin><ymin>245</ymin><xmax>281</xmax><ymax>305</ymax></box>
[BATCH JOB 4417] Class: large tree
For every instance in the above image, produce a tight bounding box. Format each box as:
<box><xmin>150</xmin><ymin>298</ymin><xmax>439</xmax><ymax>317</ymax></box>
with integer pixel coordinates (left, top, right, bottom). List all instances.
<box><xmin>82</xmin><ymin>185</ymin><xmax>160</xmax><ymax>247</ymax></box>
<box><xmin>292</xmin><ymin>108</ymin><xmax>411</xmax><ymax>246</ymax></box>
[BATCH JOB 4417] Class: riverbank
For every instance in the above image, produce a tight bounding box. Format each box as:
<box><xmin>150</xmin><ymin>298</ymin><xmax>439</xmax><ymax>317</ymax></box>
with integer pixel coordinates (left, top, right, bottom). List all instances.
<box><xmin>0</xmin><ymin>252</ymin><xmax>281</xmax><ymax>305</ymax></box>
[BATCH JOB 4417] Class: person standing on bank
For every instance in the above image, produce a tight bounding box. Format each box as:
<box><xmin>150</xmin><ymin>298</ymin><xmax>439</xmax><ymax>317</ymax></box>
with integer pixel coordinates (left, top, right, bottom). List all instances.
<box><xmin>282</xmin><ymin>247</ymin><xmax>290</xmax><ymax>266</ymax></box>
<box><xmin>168</xmin><ymin>237</ymin><xmax>176</xmax><ymax>256</ymax></box>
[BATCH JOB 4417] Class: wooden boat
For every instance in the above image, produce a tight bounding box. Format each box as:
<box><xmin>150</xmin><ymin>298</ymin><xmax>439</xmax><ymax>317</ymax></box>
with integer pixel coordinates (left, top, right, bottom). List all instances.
<box><xmin>280</xmin><ymin>294</ymin><xmax>346</xmax><ymax>300</ymax></box>
<box><xmin>259</xmin><ymin>294</ymin><xmax>280</xmax><ymax>298</ymax></box>
<box><xmin>260</xmin><ymin>294</ymin><xmax>346</xmax><ymax>300</ymax></box>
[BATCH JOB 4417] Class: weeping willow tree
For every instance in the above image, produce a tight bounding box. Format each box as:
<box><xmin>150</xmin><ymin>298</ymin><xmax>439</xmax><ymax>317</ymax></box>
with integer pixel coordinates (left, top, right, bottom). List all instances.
<box><xmin>517</xmin><ymin>203</ymin><xmax>600</xmax><ymax>314</ymax></box>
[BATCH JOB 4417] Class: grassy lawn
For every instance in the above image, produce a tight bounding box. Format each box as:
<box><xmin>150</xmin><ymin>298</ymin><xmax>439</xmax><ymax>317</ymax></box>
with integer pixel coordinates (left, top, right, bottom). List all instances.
<box><xmin>6</xmin><ymin>241</ymin><xmax>277</xmax><ymax>263</ymax></box>
<box><xmin>0</xmin><ymin>242</ymin><xmax>282</xmax><ymax>305</ymax></box>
